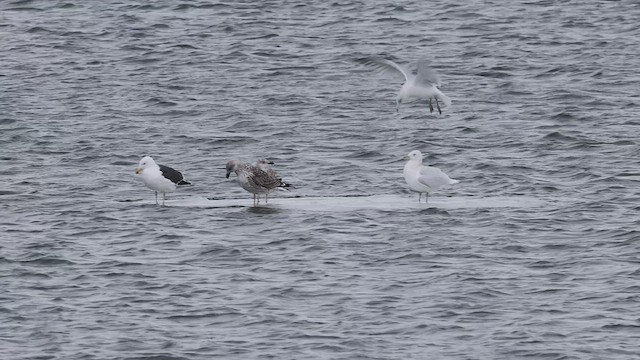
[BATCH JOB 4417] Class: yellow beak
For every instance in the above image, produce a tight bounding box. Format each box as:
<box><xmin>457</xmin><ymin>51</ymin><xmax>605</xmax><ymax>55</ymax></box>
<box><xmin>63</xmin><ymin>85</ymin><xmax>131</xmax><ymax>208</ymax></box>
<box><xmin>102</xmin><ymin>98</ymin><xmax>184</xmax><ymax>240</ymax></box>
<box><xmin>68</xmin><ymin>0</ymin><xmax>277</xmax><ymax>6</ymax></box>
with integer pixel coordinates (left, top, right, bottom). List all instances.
<box><xmin>403</xmin><ymin>155</ymin><xmax>410</xmax><ymax>161</ymax></box>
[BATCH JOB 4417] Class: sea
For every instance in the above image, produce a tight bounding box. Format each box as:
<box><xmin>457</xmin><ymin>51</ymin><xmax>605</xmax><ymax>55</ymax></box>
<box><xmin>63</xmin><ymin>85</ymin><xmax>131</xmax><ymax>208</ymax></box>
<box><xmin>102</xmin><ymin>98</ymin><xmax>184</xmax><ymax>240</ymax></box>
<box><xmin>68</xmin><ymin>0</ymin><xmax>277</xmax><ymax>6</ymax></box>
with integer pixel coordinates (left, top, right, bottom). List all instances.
<box><xmin>1</xmin><ymin>0</ymin><xmax>639</xmax><ymax>359</ymax></box>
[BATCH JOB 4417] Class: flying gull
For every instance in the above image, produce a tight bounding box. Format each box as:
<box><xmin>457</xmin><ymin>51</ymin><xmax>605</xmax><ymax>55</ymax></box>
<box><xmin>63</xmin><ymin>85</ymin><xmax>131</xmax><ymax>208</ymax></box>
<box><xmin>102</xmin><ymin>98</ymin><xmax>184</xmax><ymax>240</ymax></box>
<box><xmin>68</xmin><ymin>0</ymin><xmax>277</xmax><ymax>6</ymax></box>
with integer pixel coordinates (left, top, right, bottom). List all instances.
<box><xmin>363</xmin><ymin>57</ymin><xmax>451</xmax><ymax>113</ymax></box>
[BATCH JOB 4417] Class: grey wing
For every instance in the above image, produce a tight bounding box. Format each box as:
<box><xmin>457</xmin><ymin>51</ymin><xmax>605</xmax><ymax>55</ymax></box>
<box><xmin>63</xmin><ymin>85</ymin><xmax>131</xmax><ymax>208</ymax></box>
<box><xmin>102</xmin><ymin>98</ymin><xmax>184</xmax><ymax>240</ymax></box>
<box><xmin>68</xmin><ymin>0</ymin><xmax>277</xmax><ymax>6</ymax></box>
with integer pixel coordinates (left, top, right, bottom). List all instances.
<box><xmin>415</xmin><ymin>59</ymin><xmax>441</xmax><ymax>86</ymax></box>
<box><xmin>361</xmin><ymin>57</ymin><xmax>411</xmax><ymax>83</ymax></box>
<box><xmin>418</xmin><ymin>166</ymin><xmax>452</xmax><ymax>189</ymax></box>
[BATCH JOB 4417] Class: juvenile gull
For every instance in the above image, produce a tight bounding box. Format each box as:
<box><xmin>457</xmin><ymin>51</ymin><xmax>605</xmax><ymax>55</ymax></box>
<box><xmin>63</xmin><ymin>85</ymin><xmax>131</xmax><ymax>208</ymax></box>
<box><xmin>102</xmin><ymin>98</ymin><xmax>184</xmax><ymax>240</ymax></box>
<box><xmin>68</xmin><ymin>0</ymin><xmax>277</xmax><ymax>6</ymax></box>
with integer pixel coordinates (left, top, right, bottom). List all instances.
<box><xmin>255</xmin><ymin>159</ymin><xmax>290</xmax><ymax>203</ymax></box>
<box><xmin>363</xmin><ymin>57</ymin><xmax>451</xmax><ymax>113</ymax></box>
<box><xmin>135</xmin><ymin>156</ymin><xmax>191</xmax><ymax>206</ymax></box>
<box><xmin>403</xmin><ymin>150</ymin><xmax>458</xmax><ymax>203</ymax></box>
<box><xmin>226</xmin><ymin>159</ymin><xmax>289</xmax><ymax>205</ymax></box>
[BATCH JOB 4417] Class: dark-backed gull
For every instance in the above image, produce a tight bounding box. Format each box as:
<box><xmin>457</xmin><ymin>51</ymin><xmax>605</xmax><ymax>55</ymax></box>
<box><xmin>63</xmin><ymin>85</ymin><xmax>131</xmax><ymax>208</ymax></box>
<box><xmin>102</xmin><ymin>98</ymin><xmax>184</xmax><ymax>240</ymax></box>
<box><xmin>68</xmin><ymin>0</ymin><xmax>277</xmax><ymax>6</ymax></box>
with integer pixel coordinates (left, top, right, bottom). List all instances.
<box><xmin>135</xmin><ymin>156</ymin><xmax>191</xmax><ymax>205</ymax></box>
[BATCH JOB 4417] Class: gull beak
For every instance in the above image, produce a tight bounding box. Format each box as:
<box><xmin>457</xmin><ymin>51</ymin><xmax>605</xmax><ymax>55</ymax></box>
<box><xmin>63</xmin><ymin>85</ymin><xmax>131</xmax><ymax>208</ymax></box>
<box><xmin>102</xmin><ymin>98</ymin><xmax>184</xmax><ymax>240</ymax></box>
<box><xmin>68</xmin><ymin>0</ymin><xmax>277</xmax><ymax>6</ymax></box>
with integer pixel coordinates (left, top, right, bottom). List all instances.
<box><xmin>226</xmin><ymin>171</ymin><xmax>231</xmax><ymax>179</ymax></box>
<box><xmin>135</xmin><ymin>168</ymin><xmax>142</xmax><ymax>175</ymax></box>
<box><xmin>402</xmin><ymin>155</ymin><xmax>410</xmax><ymax>161</ymax></box>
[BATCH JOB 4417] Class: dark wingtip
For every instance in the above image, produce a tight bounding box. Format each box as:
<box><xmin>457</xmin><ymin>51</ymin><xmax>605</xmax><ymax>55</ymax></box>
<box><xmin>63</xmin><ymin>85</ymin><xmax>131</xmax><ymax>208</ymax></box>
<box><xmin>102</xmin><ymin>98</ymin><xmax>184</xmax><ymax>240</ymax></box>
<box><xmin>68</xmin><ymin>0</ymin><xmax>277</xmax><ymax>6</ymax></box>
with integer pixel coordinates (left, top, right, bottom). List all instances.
<box><xmin>178</xmin><ymin>180</ymin><xmax>191</xmax><ymax>186</ymax></box>
<box><xmin>280</xmin><ymin>181</ymin><xmax>292</xmax><ymax>189</ymax></box>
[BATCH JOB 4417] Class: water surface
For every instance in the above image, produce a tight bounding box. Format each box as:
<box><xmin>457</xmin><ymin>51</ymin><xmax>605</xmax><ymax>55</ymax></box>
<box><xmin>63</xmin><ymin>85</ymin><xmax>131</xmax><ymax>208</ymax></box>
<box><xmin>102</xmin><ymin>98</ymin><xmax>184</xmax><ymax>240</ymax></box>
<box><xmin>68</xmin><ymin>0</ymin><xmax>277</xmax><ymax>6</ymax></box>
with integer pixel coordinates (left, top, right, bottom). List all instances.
<box><xmin>1</xmin><ymin>0</ymin><xmax>639</xmax><ymax>359</ymax></box>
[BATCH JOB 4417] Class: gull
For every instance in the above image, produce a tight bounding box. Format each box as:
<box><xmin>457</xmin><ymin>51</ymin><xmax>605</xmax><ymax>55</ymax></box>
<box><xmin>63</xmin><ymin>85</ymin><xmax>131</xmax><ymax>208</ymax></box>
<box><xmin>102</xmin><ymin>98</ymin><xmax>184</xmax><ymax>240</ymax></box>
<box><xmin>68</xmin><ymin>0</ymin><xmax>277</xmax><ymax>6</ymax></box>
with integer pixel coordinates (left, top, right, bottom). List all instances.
<box><xmin>403</xmin><ymin>150</ymin><xmax>458</xmax><ymax>203</ymax></box>
<box><xmin>226</xmin><ymin>159</ymin><xmax>289</xmax><ymax>205</ymax></box>
<box><xmin>255</xmin><ymin>158</ymin><xmax>290</xmax><ymax>195</ymax></box>
<box><xmin>135</xmin><ymin>156</ymin><xmax>191</xmax><ymax>206</ymax></box>
<box><xmin>363</xmin><ymin>57</ymin><xmax>451</xmax><ymax>113</ymax></box>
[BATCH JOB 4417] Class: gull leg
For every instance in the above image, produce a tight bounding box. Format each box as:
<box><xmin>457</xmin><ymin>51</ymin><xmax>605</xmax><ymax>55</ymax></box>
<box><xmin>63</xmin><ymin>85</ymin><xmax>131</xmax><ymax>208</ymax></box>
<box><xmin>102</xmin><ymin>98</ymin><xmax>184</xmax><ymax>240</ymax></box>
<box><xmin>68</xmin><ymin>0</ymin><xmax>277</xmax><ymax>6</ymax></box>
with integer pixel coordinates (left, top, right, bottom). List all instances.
<box><xmin>155</xmin><ymin>191</ymin><xmax>158</xmax><ymax>205</ymax></box>
<box><xmin>426</xmin><ymin>193</ymin><xmax>429</xmax><ymax>203</ymax></box>
<box><xmin>162</xmin><ymin>192</ymin><xmax>166</xmax><ymax>206</ymax></box>
<box><xmin>418</xmin><ymin>193</ymin><xmax>421</xmax><ymax>203</ymax></box>
<box><xmin>265</xmin><ymin>192</ymin><xmax>269</xmax><ymax>204</ymax></box>
<box><xmin>429</xmin><ymin>98</ymin><xmax>434</xmax><ymax>113</ymax></box>
<box><xmin>435</xmin><ymin>97</ymin><xmax>442</xmax><ymax>114</ymax></box>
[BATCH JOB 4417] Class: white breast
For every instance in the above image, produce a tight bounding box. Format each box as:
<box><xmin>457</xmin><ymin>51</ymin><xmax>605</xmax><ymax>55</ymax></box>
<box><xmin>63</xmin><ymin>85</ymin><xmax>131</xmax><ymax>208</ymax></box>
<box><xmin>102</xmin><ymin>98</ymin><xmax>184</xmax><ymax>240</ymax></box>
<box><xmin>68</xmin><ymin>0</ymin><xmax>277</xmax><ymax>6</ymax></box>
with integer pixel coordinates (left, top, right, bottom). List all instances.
<box><xmin>141</xmin><ymin>167</ymin><xmax>178</xmax><ymax>193</ymax></box>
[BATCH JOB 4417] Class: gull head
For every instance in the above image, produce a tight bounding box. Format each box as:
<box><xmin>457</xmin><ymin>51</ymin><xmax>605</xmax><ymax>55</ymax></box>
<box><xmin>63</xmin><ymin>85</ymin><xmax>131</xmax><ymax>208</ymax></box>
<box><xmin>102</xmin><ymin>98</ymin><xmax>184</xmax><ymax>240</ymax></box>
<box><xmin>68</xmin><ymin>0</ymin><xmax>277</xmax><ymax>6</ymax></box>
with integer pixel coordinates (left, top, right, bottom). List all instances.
<box><xmin>403</xmin><ymin>150</ymin><xmax>423</xmax><ymax>162</ymax></box>
<box><xmin>226</xmin><ymin>160</ymin><xmax>242</xmax><ymax>178</ymax></box>
<box><xmin>135</xmin><ymin>155</ymin><xmax>156</xmax><ymax>175</ymax></box>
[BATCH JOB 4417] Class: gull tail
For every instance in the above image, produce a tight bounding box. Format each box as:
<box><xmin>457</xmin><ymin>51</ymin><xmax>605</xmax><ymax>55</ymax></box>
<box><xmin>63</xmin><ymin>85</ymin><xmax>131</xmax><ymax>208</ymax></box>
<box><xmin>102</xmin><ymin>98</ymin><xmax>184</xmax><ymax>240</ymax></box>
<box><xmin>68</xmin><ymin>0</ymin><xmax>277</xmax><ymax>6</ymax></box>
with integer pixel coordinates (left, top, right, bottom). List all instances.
<box><xmin>278</xmin><ymin>180</ymin><xmax>292</xmax><ymax>191</ymax></box>
<box><xmin>437</xmin><ymin>90</ymin><xmax>452</xmax><ymax>108</ymax></box>
<box><xmin>177</xmin><ymin>180</ymin><xmax>191</xmax><ymax>186</ymax></box>
<box><xmin>449</xmin><ymin>178</ymin><xmax>459</xmax><ymax>185</ymax></box>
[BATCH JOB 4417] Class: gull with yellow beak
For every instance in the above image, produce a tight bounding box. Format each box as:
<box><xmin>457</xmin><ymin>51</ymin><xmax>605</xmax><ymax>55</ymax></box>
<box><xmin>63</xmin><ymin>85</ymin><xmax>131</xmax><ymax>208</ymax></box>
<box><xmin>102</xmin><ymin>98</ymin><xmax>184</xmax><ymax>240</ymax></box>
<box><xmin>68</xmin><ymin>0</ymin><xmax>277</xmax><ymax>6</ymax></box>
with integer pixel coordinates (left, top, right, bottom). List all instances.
<box><xmin>403</xmin><ymin>150</ymin><xmax>458</xmax><ymax>203</ymax></box>
<box><xmin>135</xmin><ymin>155</ymin><xmax>191</xmax><ymax>205</ymax></box>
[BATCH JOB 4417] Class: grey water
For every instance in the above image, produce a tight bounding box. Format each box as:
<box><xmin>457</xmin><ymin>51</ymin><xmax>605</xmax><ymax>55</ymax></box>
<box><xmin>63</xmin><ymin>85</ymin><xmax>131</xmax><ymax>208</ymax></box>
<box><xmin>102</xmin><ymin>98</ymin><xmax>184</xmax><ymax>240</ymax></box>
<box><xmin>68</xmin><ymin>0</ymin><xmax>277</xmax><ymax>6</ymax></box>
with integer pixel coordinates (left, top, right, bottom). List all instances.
<box><xmin>1</xmin><ymin>0</ymin><xmax>640</xmax><ymax>359</ymax></box>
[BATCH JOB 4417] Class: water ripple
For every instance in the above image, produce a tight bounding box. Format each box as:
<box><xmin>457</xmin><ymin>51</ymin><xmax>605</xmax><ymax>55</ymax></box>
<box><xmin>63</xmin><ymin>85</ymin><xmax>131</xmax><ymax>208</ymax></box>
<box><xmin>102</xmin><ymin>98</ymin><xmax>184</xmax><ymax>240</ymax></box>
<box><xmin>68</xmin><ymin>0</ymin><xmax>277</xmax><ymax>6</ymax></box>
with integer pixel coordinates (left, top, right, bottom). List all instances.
<box><xmin>1</xmin><ymin>0</ymin><xmax>639</xmax><ymax>359</ymax></box>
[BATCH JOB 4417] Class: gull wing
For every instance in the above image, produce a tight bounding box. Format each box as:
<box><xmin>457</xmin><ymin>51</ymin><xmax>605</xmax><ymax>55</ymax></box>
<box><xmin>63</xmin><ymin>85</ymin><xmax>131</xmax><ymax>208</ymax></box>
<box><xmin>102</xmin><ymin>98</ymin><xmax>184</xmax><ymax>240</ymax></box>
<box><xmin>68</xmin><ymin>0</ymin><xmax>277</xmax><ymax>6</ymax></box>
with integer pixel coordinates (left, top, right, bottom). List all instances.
<box><xmin>415</xmin><ymin>58</ymin><xmax>441</xmax><ymax>87</ymax></box>
<box><xmin>361</xmin><ymin>57</ymin><xmax>411</xmax><ymax>83</ymax></box>
<box><xmin>250</xmin><ymin>166</ymin><xmax>282</xmax><ymax>190</ymax></box>
<box><xmin>267</xmin><ymin>169</ymin><xmax>290</xmax><ymax>189</ymax></box>
<box><xmin>418</xmin><ymin>166</ymin><xmax>452</xmax><ymax>189</ymax></box>
<box><xmin>159</xmin><ymin>164</ymin><xmax>189</xmax><ymax>185</ymax></box>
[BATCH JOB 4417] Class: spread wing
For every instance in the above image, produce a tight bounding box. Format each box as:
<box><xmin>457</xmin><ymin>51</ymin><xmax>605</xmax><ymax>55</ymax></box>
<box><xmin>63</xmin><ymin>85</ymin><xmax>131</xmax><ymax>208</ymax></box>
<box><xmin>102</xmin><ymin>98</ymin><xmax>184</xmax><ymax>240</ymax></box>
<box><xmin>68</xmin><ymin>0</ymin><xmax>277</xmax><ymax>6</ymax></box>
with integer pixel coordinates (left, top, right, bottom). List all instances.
<box><xmin>361</xmin><ymin>57</ymin><xmax>411</xmax><ymax>83</ymax></box>
<box><xmin>415</xmin><ymin>59</ymin><xmax>441</xmax><ymax>87</ymax></box>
